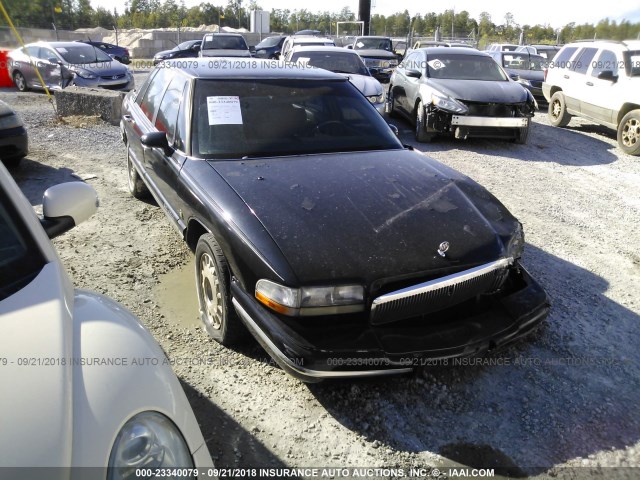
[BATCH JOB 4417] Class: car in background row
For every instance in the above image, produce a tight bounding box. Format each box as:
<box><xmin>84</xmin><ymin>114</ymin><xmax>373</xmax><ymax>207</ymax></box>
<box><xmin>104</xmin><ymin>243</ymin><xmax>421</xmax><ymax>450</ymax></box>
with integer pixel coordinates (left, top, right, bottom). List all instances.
<box><xmin>0</xmin><ymin>100</ymin><xmax>28</xmax><ymax>167</ymax></box>
<box><xmin>8</xmin><ymin>41</ymin><xmax>134</xmax><ymax>92</ymax></box>
<box><xmin>346</xmin><ymin>36</ymin><xmax>400</xmax><ymax>83</ymax></box>
<box><xmin>280</xmin><ymin>35</ymin><xmax>335</xmax><ymax>59</ymax></box>
<box><xmin>253</xmin><ymin>35</ymin><xmax>287</xmax><ymax>59</ymax></box>
<box><xmin>199</xmin><ymin>33</ymin><xmax>251</xmax><ymax>58</ymax></box>
<box><xmin>516</xmin><ymin>44</ymin><xmax>561</xmax><ymax>61</ymax></box>
<box><xmin>78</xmin><ymin>40</ymin><xmax>131</xmax><ymax>64</ymax></box>
<box><xmin>488</xmin><ymin>50</ymin><xmax>547</xmax><ymax>106</ymax></box>
<box><xmin>412</xmin><ymin>40</ymin><xmax>475</xmax><ymax>49</ymax></box>
<box><xmin>543</xmin><ymin>39</ymin><xmax>640</xmax><ymax>155</ymax></box>
<box><xmin>389</xmin><ymin>47</ymin><xmax>536</xmax><ymax>143</ymax></box>
<box><xmin>121</xmin><ymin>59</ymin><xmax>549</xmax><ymax>381</ymax></box>
<box><xmin>153</xmin><ymin>39</ymin><xmax>202</xmax><ymax>65</ymax></box>
<box><xmin>285</xmin><ymin>46</ymin><xmax>386</xmax><ymax>114</ymax></box>
<box><xmin>0</xmin><ymin>162</ymin><xmax>213</xmax><ymax>473</ymax></box>
<box><xmin>485</xmin><ymin>43</ymin><xmax>519</xmax><ymax>52</ymax></box>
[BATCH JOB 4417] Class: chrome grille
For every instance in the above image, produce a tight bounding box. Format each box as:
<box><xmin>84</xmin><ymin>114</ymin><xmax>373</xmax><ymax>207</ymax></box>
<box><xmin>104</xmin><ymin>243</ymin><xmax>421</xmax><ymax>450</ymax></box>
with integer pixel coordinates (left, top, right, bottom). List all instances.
<box><xmin>370</xmin><ymin>258</ymin><xmax>512</xmax><ymax>325</ymax></box>
<box><xmin>100</xmin><ymin>73</ymin><xmax>126</xmax><ymax>80</ymax></box>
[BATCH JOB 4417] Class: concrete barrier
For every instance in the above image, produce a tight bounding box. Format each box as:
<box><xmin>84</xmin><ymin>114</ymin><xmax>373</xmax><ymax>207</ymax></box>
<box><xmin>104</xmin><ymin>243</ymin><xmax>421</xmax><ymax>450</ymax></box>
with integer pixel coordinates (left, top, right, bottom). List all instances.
<box><xmin>55</xmin><ymin>86</ymin><xmax>125</xmax><ymax>126</ymax></box>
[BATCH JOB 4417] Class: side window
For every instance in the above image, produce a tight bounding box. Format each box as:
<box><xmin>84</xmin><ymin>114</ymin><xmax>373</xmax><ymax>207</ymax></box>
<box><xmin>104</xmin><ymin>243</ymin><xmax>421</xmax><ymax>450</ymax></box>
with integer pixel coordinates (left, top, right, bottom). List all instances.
<box><xmin>40</xmin><ymin>48</ymin><xmax>57</xmax><ymax>62</ymax></box>
<box><xmin>135</xmin><ymin>68</ymin><xmax>158</xmax><ymax>105</ymax></box>
<box><xmin>552</xmin><ymin>46</ymin><xmax>578</xmax><ymax>69</ymax></box>
<box><xmin>155</xmin><ymin>73</ymin><xmax>188</xmax><ymax>147</ymax></box>
<box><xmin>591</xmin><ymin>50</ymin><xmax>618</xmax><ymax>77</ymax></box>
<box><xmin>139</xmin><ymin>68</ymin><xmax>174</xmax><ymax>122</ymax></box>
<box><xmin>174</xmin><ymin>83</ymin><xmax>190</xmax><ymax>153</ymax></box>
<box><xmin>402</xmin><ymin>52</ymin><xmax>420</xmax><ymax>70</ymax></box>
<box><xmin>573</xmin><ymin>47</ymin><xmax>598</xmax><ymax>74</ymax></box>
<box><xmin>26</xmin><ymin>46</ymin><xmax>40</xmax><ymax>58</ymax></box>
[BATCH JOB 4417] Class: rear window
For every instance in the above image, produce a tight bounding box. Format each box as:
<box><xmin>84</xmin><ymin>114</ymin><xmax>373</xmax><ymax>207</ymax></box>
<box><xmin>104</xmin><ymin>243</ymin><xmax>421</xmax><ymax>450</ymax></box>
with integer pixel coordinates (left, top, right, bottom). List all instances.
<box><xmin>551</xmin><ymin>46</ymin><xmax>579</xmax><ymax>69</ymax></box>
<box><xmin>202</xmin><ymin>35</ymin><xmax>248</xmax><ymax>50</ymax></box>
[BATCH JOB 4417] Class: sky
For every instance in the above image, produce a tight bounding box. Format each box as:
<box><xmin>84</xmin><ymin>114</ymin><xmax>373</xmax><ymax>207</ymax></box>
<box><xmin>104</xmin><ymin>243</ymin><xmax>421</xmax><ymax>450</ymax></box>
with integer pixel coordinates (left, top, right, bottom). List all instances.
<box><xmin>90</xmin><ymin>0</ymin><xmax>640</xmax><ymax>30</ymax></box>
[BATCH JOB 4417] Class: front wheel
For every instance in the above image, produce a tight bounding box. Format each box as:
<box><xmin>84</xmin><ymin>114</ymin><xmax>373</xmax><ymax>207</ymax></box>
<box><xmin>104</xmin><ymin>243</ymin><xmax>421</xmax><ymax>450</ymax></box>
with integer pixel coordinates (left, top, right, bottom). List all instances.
<box><xmin>195</xmin><ymin>234</ymin><xmax>245</xmax><ymax>346</ymax></box>
<box><xmin>617</xmin><ymin>109</ymin><xmax>640</xmax><ymax>156</ymax></box>
<box><xmin>548</xmin><ymin>91</ymin><xmax>571</xmax><ymax>127</ymax></box>
<box><xmin>386</xmin><ymin>87</ymin><xmax>398</xmax><ymax>118</ymax></box>
<box><xmin>127</xmin><ymin>151</ymin><xmax>149</xmax><ymax>199</ymax></box>
<box><xmin>415</xmin><ymin>100</ymin><xmax>435</xmax><ymax>143</ymax></box>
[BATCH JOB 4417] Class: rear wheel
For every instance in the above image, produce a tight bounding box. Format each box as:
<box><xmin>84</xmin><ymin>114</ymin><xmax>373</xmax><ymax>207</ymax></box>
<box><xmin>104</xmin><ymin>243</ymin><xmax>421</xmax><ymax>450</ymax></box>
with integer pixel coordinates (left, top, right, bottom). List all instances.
<box><xmin>617</xmin><ymin>109</ymin><xmax>640</xmax><ymax>156</ymax></box>
<box><xmin>127</xmin><ymin>151</ymin><xmax>149</xmax><ymax>199</ymax></box>
<box><xmin>548</xmin><ymin>91</ymin><xmax>571</xmax><ymax>127</ymax></box>
<box><xmin>13</xmin><ymin>71</ymin><xmax>27</xmax><ymax>92</ymax></box>
<box><xmin>195</xmin><ymin>234</ymin><xmax>246</xmax><ymax>346</ymax></box>
<box><xmin>415</xmin><ymin>100</ymin><xmax>435</xmax><ymax>143</ymax></box>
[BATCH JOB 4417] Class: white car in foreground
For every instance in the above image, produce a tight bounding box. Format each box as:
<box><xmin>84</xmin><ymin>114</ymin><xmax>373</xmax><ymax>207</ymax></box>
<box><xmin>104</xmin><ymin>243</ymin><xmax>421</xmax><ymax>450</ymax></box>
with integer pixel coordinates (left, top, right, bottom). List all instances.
<box><xmin>0</xmin><ymin>162</ymin><xmax>212</xmax><ymax>478</ymax></box>
<box><xmin>285</xmin><ymin>46</ymin><xmax>386</xmax><ymax>114</ymax></box>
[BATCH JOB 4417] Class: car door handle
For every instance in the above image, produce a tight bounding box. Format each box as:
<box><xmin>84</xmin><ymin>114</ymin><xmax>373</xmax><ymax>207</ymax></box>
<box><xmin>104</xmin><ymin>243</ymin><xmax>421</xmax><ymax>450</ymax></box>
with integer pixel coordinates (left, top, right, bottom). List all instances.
<box><xmin>123</xmin><ymin>115</ymin><xmax>135</xmax><ymax>125</ymax></box>
<box><xmin>586</xmin><ymin>81</ymin><xmax>593</xmax><ymax>86</ymax></box>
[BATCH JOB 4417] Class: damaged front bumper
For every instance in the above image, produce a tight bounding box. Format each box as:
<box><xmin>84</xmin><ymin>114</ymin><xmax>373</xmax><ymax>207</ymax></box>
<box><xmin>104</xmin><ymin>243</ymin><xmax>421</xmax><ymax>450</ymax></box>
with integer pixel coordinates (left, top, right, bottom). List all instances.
<box><xmin>230</xmin><ymin>264</ymin><xmax>550</xmax><ymax>382</ymax></box>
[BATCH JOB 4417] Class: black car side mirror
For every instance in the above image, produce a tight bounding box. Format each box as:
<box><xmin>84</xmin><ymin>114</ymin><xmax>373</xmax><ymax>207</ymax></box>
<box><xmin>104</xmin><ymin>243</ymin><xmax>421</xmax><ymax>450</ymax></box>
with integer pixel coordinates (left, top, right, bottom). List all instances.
<box><xmin>597</xmin><ymin>70</ymin><xmax>618</xmax><ymax>82</ymax></box>
<box><xmin>141</xmin><ymin>131</ymin><xmax>173</xmax><ymax>156</ymax></box>
<box><xmin>405</xmin><ymin>69</ymin><xmax>422</xmax><ymax>79</ymax></box>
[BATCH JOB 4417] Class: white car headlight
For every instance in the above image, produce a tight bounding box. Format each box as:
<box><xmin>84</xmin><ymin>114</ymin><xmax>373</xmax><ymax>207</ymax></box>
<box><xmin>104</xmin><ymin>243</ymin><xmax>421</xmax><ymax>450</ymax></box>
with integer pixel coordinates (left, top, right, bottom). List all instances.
<box><xmin>367</xmin><ymin>93</ymin><xmax>385</xmax><ymax>104</ymax></box>
<box><xmin>108</xmin><ymin>411</ymin><xmax>193</xmax><ymax>479</ymax></box>
<box><xmin>255</xmin><ymin>279</ymin><xmax>364</xmax><ymax>316</ymax></box>
<box><xmin>517</xmin><ymin>77</ymin><xmax>532</xmax><ymax>87</ymax></box>
<box><xmin>431</xmin><ymin>91</ymin><xmax>468</xmax><ymax>114</ymax></box>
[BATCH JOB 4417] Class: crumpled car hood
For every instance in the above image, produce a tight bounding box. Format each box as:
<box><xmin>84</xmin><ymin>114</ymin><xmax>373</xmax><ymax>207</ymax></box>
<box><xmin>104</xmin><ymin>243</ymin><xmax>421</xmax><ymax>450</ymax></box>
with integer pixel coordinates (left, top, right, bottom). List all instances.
<box><xmin>210</xmin><ymin>149</ymin><xmax>518</xmax><ymax>286</ymax></box>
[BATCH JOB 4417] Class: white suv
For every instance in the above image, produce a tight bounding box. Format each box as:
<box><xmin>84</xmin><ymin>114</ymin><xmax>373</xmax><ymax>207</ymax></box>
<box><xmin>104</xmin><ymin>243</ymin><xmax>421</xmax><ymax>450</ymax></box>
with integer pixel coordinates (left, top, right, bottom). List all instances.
<box><xmin>542</xmin><ymin>40</ymin><xmax>640</xmax><ymax>155</ymax></box>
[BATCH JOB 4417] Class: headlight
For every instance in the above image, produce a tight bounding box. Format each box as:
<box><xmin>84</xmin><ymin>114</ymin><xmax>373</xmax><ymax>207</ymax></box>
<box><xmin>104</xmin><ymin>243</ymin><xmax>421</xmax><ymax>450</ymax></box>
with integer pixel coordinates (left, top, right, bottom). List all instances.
<box><xmin>108</xmin><ymin>411</ymin><xmax>193</xmax><ymax>480</ymax></box>
<box><xmin>0</xmin><ymin>113</ymin><xmax>23</xmax><ymax>129</ymax></box>
<box><xmin>517</xmin><ymin>77</ymin><xmax>532</xmax><ymax>87</ymax></box>
<box><xmin>367</xmin><ymin>93</ymin><xmax>385</xmax><ymax>104</ymax></box>
<box><xmin>431</xmin><ymin>91</ymin><xmax>468</xmax><ymax>114</ymax></box>
<box><xmin>506</xmin><ymin>222</ymin><xmax>525</xmax><ymax>259</ymax></box>
<box><xmin>72</xmin><ymin>68</ymin><xmax>98</xmax><ymax>79</ymax></box>
<box><xmin>255</xmin><ymin>279</ymin><xmax>365</xmax><ymax>316</ymax></box>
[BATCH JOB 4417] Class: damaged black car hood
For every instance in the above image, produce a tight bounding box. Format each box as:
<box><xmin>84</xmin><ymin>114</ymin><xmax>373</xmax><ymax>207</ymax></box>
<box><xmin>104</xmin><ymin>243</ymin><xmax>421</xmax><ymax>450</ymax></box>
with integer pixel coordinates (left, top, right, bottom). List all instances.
<box><xmin>209</xmin><ymin>149</ymin><xmax>519</xmax><ymax>285</ymax></box>
<box><xmin>428</xmin><ymin>78</ymin><xmax>530</xmax><ymax>103</ymax></box>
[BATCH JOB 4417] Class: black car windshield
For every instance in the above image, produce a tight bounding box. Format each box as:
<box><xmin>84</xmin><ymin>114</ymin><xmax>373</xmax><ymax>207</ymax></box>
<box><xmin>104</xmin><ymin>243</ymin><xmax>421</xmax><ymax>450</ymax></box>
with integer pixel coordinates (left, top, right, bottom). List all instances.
<box><xmin>256</xmin><ymin>36</ymin><xmax>282</xmax><ymax>48</ymax></box>
<box><xmin>290</xmin><ymin>51</ymin><xmax>369</xmax><ymax>75</ymax></box>
<box><xmin>202</xmin><ymin>36</ymin><xmax>248</xmax><ymax>50</ymax></box>
<box><xmin>425</xmin><ymin>54</ymin><xmax>508</xmax><ymax>81</ymax></box>
<box><xmin>56</xmin><ymin>44</ymin><xmax>112</xmax><ymax>63</ymax></box>
<box><xmin>191</xmin><ymin>79</ymin><xmax>402</xmax><ymax>159</ymax></box>
<box><xmin>354</xmin><ymin>38</ymin><xmax>392</xmax><ymax>51</ymax></box>
<box><xmin>502</xmin><ymin>53</ymin><xmax>545</xmax><ymax>71</ymax></box>
<box><xmin>0</xmin><ymin>188</ymin><xmax>46</xmax><ymax>300</ymax></box>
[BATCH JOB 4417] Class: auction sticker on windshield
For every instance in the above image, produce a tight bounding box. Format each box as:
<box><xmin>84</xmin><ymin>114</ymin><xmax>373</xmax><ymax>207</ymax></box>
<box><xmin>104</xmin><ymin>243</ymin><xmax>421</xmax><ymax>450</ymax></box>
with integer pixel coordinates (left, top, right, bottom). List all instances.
<box><xmin>428</xmin><ymin>59</ymin><xmax>445</xmax><ymax>70</ymax></box>
<box><xmin>207</xmin><ymin>96</ymin><xmax>243</xmax><ymax>125</ymax></box>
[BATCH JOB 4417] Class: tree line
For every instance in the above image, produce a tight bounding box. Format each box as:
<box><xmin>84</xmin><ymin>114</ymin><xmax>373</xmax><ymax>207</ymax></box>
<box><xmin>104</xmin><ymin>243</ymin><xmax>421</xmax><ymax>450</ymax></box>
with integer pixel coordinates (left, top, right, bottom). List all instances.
<box><xmin>2</xmin><ymin>0</ymin><xmax>638</xmax><ymax>45</ymax></box>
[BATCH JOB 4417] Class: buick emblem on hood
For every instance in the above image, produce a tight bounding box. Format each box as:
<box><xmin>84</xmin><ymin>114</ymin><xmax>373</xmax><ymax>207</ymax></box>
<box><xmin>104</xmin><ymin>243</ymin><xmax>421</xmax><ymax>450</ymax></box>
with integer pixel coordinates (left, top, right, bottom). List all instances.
<box><xmin>437</xmin><ymin>241</ymin><xmax>450</xmax><ymax>257</ymax></box>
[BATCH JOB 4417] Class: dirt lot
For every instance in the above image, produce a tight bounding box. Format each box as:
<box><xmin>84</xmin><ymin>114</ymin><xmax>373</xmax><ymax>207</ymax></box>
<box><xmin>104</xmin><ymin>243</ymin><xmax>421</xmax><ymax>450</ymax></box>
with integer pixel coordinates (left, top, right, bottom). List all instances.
<box><xmin>3</xmin><ymin>88</ymin><xmax>639</xmax><ymax>479</ymax></box>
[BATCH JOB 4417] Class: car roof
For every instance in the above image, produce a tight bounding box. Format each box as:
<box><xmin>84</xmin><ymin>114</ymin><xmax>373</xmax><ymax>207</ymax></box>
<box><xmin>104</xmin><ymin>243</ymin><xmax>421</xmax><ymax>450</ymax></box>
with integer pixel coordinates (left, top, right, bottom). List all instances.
<box><xmin>290</xmin><ymin>46</ymin><xmax>353</xmax><ymax>54</ymax></box>
<box><xmin>415</xmin><ymin>47</ymin><xmax>489</xmax><ymax>56</ymax></box>
<box><xmin>31</xmin><ymin>41</ymin><xmax>91</xmax><ymax>48</ymax></box>
<box><xmin>160</xmin><ymin>58</ymin><xmax>346</xmax><ymax>80</ymax></box>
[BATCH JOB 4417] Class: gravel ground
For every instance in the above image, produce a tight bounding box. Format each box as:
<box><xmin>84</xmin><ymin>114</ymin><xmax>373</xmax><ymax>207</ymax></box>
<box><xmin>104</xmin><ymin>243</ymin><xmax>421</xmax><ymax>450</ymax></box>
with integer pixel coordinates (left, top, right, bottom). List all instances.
<box><xmin>2</xmin><ymin>87</ymin><xmax>639</xmax><ymax>480</ymax></box>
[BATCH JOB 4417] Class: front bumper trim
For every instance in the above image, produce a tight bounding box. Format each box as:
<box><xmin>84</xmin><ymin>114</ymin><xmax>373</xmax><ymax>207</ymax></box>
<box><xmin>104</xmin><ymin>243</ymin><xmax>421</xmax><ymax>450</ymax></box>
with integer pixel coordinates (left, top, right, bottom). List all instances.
<box><xmin>451</xmin><ymin>116</ymin><xmax>529</xmax><ymax>127</ymax></box>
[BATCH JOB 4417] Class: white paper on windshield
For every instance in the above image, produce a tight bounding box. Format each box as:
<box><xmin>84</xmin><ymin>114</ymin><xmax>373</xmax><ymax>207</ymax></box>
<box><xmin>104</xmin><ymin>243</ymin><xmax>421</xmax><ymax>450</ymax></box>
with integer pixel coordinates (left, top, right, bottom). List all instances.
<box><xmin>427</xmin><ymin>59</ymin><xmax>445</xmax><ymax>70</ymax></box>
<box><xmin>356</xmin><ymin>42</ymin><xmax>365</xmax><ymax>48</ymax></box>
<box><xmin>207</xmin><ymin>96</ymin><xmax>243</xmax><ymax>125</ymax></box>
<box><xmin>56</xmin><ymin>47</ymin><xmax>68</xmax><ymax>53</ymax></box>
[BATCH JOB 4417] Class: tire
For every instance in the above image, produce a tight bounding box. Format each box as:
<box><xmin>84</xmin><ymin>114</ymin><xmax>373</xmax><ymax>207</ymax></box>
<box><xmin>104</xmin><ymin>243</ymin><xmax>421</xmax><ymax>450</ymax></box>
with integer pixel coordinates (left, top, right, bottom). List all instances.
<box><xmin>514</xmin><ymin>123</ymin><xmax>531</xmax><ymax>144</ymax></box>
<box><xmin>1</xmin><ymin>156</ymin><xmax>23</xmax><ymax>168</ymax></box>
<box><xmin>548</xmin><ymin>91</ymin><xmax>571</xmax><ymax>127</ymax></box>
<box><xmin>386</xmin><ymin>86</ymin><xmax>398</xmax><ymax>118</ymax></box>
<box><xmin>13</xmin><ymin>71</ymin><xmax>27</xmax><ymax>92</ymax></box>
<box><xmin>617</xmin><ymin>109</ymin><xmax>640</xmax><ymax>156</ymax></box>
<box><xmin>415</xmin><ymin>100</ymin><xmax>435</xmax><ymax>143</ymax></box>
<box><xmin>195</xmin><ymin>233</ymin><xmax>245</xmax><ymax>346</ymax></box>
<box><xmin>127</xmin><ymin>151</ymin><xmax>149</xmax><ymax>199</ymax></box>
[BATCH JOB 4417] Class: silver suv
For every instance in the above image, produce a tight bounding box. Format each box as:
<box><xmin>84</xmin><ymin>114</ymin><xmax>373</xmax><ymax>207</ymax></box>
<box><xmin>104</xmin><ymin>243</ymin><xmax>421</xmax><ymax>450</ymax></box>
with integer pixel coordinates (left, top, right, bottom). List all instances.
<box><xmin>542</xmin><ymin>40</ymin><xmax>640</xmax><ymax>155</ymax></box>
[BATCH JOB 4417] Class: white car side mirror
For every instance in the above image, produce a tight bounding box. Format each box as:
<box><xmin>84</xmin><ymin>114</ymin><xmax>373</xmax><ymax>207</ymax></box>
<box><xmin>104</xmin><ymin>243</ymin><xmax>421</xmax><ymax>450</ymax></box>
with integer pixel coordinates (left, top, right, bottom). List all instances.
<box><xmin>42</xmin><ymin>182</ymin><xmax>98</xmax><ymax>238</ymax></box>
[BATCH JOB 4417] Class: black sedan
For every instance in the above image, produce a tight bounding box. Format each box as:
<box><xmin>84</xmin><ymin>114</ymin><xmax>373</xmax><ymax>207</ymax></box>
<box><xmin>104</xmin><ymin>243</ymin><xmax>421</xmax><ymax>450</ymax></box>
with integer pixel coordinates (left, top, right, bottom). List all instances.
<box><xmin>488</xmin><ymin>51</ymin><xmax>547</xmax><ymax>106</ymax></box>
<box><xmin>388</xmin><ymin>48</ymin><xmax>537</xmax><ymax>143</ymax></box>
<box><xmin>0</xmin><ymin>100</ymin><xmax>28</xmax><ymax>167</ymax></box>
<box><xmin>121</xmin><ymin>59</ymin><xmax>549</xmax><ymax>381</ymax></box>
<box><xmin>153</xmin><ymin>40</ymin><xmax>201</xmax><ymax>65</ymax></box>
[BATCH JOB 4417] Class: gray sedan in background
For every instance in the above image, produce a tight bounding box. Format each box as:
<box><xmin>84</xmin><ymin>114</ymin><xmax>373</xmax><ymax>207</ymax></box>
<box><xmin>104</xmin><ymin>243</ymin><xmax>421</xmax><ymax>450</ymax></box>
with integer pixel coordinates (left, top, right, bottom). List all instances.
<box><xmin>7</xmin><ymin>41</ymin><xmax>134</xmax><ymax>92</ymax></box>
